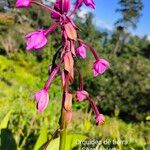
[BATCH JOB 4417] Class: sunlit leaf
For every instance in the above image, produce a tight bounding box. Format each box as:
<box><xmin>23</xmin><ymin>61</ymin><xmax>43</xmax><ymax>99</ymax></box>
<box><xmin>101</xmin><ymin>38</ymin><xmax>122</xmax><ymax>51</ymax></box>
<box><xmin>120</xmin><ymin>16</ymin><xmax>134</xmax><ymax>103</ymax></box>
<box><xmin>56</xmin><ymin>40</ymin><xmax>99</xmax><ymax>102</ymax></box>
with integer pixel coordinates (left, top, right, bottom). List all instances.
<box><xmin>0</xmin><ymin>110</ymin><xmax>12</xmax><ymax>129</ymax></box>
<box><xmin>46</xmin><ymin>134</ymin><xmax>87</xmax><ymax>150</ymax></box>
<box><xmin>34</xmin><ymin>125</ymin><xmax>47</xmax><ymax>150</ymax></box>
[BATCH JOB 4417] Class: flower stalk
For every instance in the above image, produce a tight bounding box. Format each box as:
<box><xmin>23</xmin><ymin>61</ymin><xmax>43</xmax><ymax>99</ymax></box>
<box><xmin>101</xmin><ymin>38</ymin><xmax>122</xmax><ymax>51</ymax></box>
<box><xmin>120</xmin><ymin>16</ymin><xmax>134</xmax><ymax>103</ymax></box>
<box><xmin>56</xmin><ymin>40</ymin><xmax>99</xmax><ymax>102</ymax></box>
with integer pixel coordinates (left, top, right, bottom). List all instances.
<box><xmin>59</xmin><ymin>92</ymin><xmax>67</xmax><ymax>150</ymax></box>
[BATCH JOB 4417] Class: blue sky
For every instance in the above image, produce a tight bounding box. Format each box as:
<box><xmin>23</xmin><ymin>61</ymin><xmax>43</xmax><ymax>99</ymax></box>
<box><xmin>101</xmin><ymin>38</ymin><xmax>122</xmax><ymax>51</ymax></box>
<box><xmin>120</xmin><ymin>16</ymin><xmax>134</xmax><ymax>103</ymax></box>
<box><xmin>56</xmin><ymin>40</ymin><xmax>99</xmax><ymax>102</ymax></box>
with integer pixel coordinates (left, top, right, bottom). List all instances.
<box><xmin>90</xmin><ymin>0</ymin><xmax>150</xmax><ymax>37</ymax></box>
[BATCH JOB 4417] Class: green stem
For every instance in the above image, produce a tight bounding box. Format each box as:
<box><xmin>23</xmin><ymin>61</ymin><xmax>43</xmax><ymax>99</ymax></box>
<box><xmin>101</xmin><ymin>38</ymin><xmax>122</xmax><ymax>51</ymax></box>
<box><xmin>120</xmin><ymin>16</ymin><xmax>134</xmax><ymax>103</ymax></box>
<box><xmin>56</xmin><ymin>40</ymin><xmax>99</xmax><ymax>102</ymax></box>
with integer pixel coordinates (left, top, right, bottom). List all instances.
<box><xmin>59</xmin><ymin>93</ymin><xmax>67</xmax><ymax>150</ymax></box>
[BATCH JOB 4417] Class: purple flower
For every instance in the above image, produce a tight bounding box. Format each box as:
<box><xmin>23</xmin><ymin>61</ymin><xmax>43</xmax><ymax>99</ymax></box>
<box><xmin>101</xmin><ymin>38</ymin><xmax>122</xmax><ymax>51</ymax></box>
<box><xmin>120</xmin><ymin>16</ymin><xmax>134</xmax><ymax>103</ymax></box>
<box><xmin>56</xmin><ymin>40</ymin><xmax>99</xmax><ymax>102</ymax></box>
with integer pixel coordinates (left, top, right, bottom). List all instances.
<box><xmin>76</xmin><ymin>90</ymin><xmax>89</xmax><ymax>101</ymax></box>
<box><xmin>51</xmin><ymin>0</ymin><xmax>61</xmax><ymax>20</ymax></box>
<box><xmin>75</xmin><ymin>0</ymin><xmax>95</xmax><ymax>9</ymax></box>
<box><xmin>93</xmin><ymin>59</ymin><xmax>109</xmax><ymax>76</ymax></box>
<box><xmin>25</xmin><ymin>29</ymin><xmax>47</xmax><ymax>50</ymax></box>
<box><xmin>16</xmin><ymin>0</ymin><xmax>31</xmax><ymax>8</ymax></box>
<box><xmin>84</xmin><ymin>0</ymin><xmax>95</xmax><ymax>9</ymax></box>
<box><xmin>51</xmin><ymin>0</ymin><xmax>70</xmax><ymax>20</ymax></box>
<box><xmin>95</xmin><ymin>114</ymin><xmax>105</xmax><ymax>125</ymax></box>
<box><xmin>76</xmin><ymin>44</ymin><xmax>87</xmax><ymax>58</ymax></box>
<box><xmin>62</xmin><ymin>0</ymin><xmax>71</xmax><ymax>13</ymax></box>
<box><xmin>34</xmin><ymin>89</ymin><xmax>49</xmax><ymax>113</ymax></box>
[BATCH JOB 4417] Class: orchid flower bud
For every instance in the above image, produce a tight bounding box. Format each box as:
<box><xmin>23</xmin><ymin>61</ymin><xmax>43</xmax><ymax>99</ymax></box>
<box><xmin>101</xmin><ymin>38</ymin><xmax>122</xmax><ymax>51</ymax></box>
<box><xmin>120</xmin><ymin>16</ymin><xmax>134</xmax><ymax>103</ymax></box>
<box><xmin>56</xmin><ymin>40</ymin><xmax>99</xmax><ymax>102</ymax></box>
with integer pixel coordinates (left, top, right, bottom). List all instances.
<box><xmin>25</xmin><ymin>29</ymin><xmax>47</xmax><ymax>51</ymax></box>
<box><xmin>74</xmin><ymin>0</ymin><xmax>95</xmax><ymax>9</ymax></box>
<box><xmin>75</xmin><ymin>44</ymin><xmax>87</xmax><ymax>59</ymax></box>
<box><xmin>75</xmin><ymin>90</ymin><xmax>89</xmax><ymax>101</ymax></box>
<box><xmin>16</xmin><ymin>0</ymin><xmax>31</xmax><ymax>8</ymax></box>
<box><xmin>84</xmin><ymin>0</ymin><xmax>95</xmax><ymax>9</ymax></box>
<box><xmin>93</xmin><ymin>59</ymin><xmax>109</xmax><ymax>76</ymax></box>
<box><xmin>51</xmin><ymin>0</ymin><xmax>70</xmax><ymax>20</ymax></box>
<box><xmin>51</xmin><ymin>0</ymin><xmax>61</xmax><ymax>20</ymax></box>
<box><xmin>95</xmin><ymin>114</ymin><xmax>105</xmax><ymax>125</ymax></box>
<box><xmin>62</xmin><ymin>0</ymin><xmax>71</xmax><ymax>13</ymax></box>
<box><xmin>34</xmin><ymin>89</ymin><xmax>49</xmax><ymax>113</ymax></box>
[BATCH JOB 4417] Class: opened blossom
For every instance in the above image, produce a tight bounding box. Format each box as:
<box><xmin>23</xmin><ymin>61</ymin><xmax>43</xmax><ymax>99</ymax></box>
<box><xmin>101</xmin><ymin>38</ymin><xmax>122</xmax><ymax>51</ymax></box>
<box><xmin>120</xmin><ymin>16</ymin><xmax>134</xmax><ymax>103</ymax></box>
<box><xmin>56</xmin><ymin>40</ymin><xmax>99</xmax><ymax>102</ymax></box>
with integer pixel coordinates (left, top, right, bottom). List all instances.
<box><xmin>76</xmin><ymin>44</ymin><xmax>87</xmax><ymax>58</ymax></box>
<box><xmin>16</xmin><ymin>0</ymin><xmax>31</xmax><ymax>8</ymax></box>
<box><xmin>93</xmin><ymin>59</ymin><xmax>109</xmax><ymax>76</ymax></box>
<box><xmin>76</xmin><ymin>90</ymin><xmax>89</xmax><ymax>101</ymax></box>
<box><xmin>34</xmin><ymin>89</ymin><xmax>49</xmax><ymax>113</ymax></box>
<box><xmin>25</xmin><ymin>29</ymin><xmax>47</xmax><ymax>50</ymax></box>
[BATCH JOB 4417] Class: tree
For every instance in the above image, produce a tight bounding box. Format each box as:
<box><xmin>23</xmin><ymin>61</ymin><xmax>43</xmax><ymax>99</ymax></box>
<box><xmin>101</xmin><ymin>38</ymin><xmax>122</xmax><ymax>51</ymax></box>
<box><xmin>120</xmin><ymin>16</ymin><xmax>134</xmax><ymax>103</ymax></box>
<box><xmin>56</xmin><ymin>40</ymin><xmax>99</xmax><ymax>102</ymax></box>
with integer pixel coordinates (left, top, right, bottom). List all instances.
<box><xmin>116</xmin><ymin>0</ymin><xmax>143</xmax><ymax>29</ymax></box>
<box><xmin>113</xmin><ymin>0</ymin><xmax>143</xmax><ymax>55</ymax></box>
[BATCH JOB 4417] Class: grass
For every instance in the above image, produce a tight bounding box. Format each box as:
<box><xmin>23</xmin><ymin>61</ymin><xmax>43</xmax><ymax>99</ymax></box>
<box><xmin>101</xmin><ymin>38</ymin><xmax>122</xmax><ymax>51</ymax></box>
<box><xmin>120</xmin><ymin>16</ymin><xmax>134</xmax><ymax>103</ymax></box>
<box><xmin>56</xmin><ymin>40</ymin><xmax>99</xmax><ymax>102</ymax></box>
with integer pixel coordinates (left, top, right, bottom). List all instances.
<box><xmin>0</xmin><ymin>53</ymin><xmax>149</xmax><ymax>149</ymax></box>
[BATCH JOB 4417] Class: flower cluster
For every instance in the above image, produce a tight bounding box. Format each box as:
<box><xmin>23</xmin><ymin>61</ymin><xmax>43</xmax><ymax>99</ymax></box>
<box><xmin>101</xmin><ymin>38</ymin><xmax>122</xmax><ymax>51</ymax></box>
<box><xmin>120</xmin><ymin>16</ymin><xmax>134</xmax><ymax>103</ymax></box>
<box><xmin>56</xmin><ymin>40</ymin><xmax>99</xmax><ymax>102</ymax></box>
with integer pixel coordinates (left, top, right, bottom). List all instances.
<box><xmin>16</xmin><ymin>0</ymin><xmax>109</xmax><ymax>125</ymax></box>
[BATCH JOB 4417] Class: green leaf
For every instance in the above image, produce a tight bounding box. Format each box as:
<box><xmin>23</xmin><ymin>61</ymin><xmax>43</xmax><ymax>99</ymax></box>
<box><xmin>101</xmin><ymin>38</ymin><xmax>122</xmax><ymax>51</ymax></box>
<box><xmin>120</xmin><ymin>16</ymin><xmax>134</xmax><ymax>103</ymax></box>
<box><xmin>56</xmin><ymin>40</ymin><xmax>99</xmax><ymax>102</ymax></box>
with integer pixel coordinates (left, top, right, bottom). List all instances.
<box><xmin>46</xmin><ymin>134</ymin><xmax>87</xmax><ymax>150</ymax></box>
<box><xmin>84</xmin><ymin>119</ymin><xmax>91</xmax><ymax>131</ymax></box>
<box><xmin>146</xmin><ymin>116</ymin><xmax>150</xmax><ymax>121</ymax></box>
<box><xmin>0</xmin><ymin>110</ymin><xmax>12</xmax><ymax>129</ymax></box>
<box><xmin>34</xmin><ymin>125</ymin><xmax>47</xmax><ymax>150</ymax></box>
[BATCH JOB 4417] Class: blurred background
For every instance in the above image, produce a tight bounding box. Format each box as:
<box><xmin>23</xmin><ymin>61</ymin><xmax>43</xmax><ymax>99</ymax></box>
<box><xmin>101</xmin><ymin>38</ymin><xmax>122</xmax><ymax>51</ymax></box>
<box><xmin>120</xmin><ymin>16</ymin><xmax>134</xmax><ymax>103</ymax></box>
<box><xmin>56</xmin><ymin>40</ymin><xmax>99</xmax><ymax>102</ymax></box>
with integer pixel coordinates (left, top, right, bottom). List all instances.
<box><xmin>0</xmin><ymin>0</ymin><xmax>149</xmax><ymax>149</ymax></box>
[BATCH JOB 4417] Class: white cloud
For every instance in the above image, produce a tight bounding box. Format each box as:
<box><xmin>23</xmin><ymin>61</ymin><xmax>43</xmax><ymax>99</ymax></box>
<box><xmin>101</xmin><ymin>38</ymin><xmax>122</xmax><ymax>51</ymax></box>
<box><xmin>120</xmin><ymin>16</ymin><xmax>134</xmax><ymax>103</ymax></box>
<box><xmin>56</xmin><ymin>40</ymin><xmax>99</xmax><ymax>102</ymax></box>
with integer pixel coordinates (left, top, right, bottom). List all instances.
<box><xmin>94</xmin><ymin>19</ymin><xmax>113</xmax><ymax>31</ymax></box>
<box><xmin>147</xmin><ymin>36</ymin><xmax>150</xmax><ymax>41</ymax></box>
<box><xmin>77</xmin><ymin>8</ymin><xmax>90</xmax><ymax>20</ymax></box>
<box><xmin>50</xmin><ymin>0</ymin><xmax>55</xmax><ymax>2</ymax></box>
<box><xmin>77</xmin><ymin>7</ymin><xmax>95</xmax><ymax>20</ymax></box>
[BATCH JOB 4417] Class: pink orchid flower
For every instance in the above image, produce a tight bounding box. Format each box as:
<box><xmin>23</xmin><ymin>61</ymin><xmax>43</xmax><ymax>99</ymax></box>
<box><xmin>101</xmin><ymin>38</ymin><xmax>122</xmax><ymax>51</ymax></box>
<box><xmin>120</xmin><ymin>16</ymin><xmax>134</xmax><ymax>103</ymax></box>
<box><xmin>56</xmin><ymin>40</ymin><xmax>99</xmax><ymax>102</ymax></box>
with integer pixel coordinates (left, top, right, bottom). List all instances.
<box><xmin>34</xmin><ymin>89</ymin><xmax>49</xmax><ymax>112</ymax></box>
<box><xmin>75</xmin><ymin>0</ymin><xmax>95</xmax><ymax>9</ymax></box>
<box><xmin>25</xmin><ymin>29</ymin><xmax>47</xmax><ymax>50</ymax></box>
<box><xmin>76</xmin><ymin>44</ymin><xmax>87</xmax><ymax>59</ymax></box>
<box><xmin>93</xmin><ymin>59</ymin><xmax>109</xmax><ymax>76</ymax></box>
<box><xmin>84</xmin><ymin>0</ymin><xmax>95</xmax><ymax>9</ymax></box>
<box><xmin>76</xmin><ymin>90</ymin><xmax>89</xmax><ymax>101</ymax></box>
<box><xmin>51</xmin><ymin>0</ymin><xmax>71</xmax><ymax>20</ymax></box>
<box><xmin>95</xmin><ymin>114</ymin><xmax>105</xmax><ymax>125</ymax></box>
